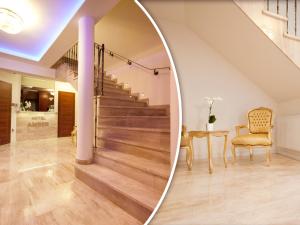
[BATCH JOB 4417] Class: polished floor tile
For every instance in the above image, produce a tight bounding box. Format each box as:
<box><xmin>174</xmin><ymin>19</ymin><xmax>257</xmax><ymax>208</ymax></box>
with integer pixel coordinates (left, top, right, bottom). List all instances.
<box><xmin>0</xmin><ymin>138</ymin><xmax>140</xmax><ymax>225</ymax></box>
<box><xmin>151</xmin><ymin>154</ymin><xmax>300</xmax><ymax>225</ymax></box>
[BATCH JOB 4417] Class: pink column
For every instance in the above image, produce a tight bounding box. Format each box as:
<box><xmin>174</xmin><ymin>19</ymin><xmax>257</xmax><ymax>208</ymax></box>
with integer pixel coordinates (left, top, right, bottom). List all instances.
<box><xmin>76</xmin><ymin>16</ymin><xmax>95</xmax><ymax>164</ymax></box>
<box><xmin>170</xmin><ymin>69</ymin><xmax>180</xmax><ymax>166</ymax></box>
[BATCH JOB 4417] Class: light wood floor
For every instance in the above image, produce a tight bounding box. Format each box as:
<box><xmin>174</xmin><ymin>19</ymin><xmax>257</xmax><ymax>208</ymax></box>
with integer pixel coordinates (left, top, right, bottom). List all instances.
<box><xmin>0</xmin><ymin>138</ymin><xmax>140</xmax><ymax>225</ymax></box>
<box><xmin>151</xmin><ymin>154</ymin><xmax>300</xmax><ymax>225</ymax></box>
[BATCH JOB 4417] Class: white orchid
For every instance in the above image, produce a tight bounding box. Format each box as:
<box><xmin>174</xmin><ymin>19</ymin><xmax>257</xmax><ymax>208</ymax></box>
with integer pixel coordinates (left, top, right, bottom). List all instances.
<box><xmin>204</xmin><ymin>97</ymin><xmax>223</xmax><ymax>123</ymax></box>
<box><xmin>24</xmin><ymin>101</ymin><xmax>31</xmax><ymax>110</ymax></box>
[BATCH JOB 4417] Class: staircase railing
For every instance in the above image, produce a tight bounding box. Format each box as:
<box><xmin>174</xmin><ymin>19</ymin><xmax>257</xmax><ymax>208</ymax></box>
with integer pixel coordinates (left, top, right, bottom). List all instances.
<box><xmin>52</xmin><ymin>43</ymin><xmax>105</xmax><ymax>96</ymax></box>
<box><xmin>100</xmin><ymin>44</ymin><xmax>170</xmax><ymax>75</ymax></box>
<box><xmin>52</xmin><ymin>42</ymin><xmax>170</xmax><ymax>81</ymax></box>
<box><xmin>266</xmin><ymin>0</ymin><xmax>299</xmax><ymax>36</ymax></box>
<box><xmin>52</xmin><ymin>42</ymin><xmax>170</xmax><ymax>148</ymax></box>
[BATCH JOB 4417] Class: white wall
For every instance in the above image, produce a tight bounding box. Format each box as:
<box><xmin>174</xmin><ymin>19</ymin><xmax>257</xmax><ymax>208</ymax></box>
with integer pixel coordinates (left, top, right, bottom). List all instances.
<box><xmin>106</xmin><ymin>49</ymin><xmax>170</xmax><ymax>105</ymax></box>
<box><xmin>140</xmin><ymin>2</ymin><xmax>277</xmax><ymax>160</ymax></box>
<box><xmin>277</xmin><ymin>98</ymin><xmax>300</xmax><ymax>153</ymax></box>
<box><xmin>178</xmin><ymin>24</ymin><xmax>277</xmax><ymax>160</ymax></box>
<box><xmin>0</xmin><ymin>57</ymin><xmax>55</xmax><ymax>78</ymax></box>
<box><xmin>0</xmin><ymin>70</ymin><xmax>21</xmax><ymax>143</ymax></box>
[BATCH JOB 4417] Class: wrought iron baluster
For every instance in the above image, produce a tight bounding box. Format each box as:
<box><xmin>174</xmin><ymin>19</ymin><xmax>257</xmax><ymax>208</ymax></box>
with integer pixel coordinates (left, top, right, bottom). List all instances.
<box><xmin>97</xmin><ymin>45</ymin><xmax>101</xmax><ymax>96</ymax></box>
<box><xmin>75</xmin><ymin>43</ymin><xmax>78</xmax><ymax>77</ymax></box>
<box><xmin>287</xmin><ymin>0</ymin><xmax>289</xmax><ymax>34</ymax></box>
<box><xmin>296</xmin><ymin>0</ymin><xmax>298</xmax><ymax>36</ymax></box>
<box><xmin>101</xmin><ymin>44</ymin><xmax>104</xmax><ymax>96</ymax></box>
<box><xmin>67</xmin><ymin>49</ymin><xmax>70</xmax><ymax>69</ymax></box>
<box><xmin>71</xmin><ymin>46</ymin><xmax>74</xmax><ymax>72</ymax></box>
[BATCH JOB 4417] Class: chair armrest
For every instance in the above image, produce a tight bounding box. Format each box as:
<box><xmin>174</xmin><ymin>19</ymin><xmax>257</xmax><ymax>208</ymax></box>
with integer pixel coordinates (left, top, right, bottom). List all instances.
<box><xmin>267</xmin><ymin>125</ymin><xmax>274</xmax><ymax>140</ymax></box>
<box><xmin>235</xmin><ymin>125</ymin><xmax>248</xmax><ymax>136</ymax></box>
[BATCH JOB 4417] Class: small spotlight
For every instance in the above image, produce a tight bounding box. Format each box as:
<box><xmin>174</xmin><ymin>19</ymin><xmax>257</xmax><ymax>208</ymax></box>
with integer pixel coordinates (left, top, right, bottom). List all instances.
<box><xmin>154</xmin><ymin>69</ymin><xmax>159</xmax><ymax>75</ymax></box>
<box><xmin>109</xmin><ymin>52</ymin><xmax>114</xmax><ymax>57</ymax></box>
<box><xmin>127</xmin><ymin>60</ymin><xmax>132</xmax><ymax>65</ymax></box>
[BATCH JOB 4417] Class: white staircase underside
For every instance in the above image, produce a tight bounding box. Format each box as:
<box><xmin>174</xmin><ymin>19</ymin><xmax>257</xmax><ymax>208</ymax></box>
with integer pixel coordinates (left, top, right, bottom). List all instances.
<box><xmin>184</xmin><ymin>1</ymin><xmax>300</xmax><ymax>102</ymax></box>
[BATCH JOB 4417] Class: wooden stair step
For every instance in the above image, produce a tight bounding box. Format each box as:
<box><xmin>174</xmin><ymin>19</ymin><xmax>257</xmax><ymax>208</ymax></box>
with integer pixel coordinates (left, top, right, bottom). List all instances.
<box><xmin>95</xmin><ymin>82</ymin><xmax>122</xmax><ymax>89</ymax></box>
<box><xmin>99</xmin><ymin>125</ymin><xmax>170</xmax><ymax>132</ymax></box>
<box><xmin>97</xmin><ymin>136</ymin><xmax>170</xmax><ymax>153</ymax></box>
<box><xmin>99</xmin><ymin>116</ymin><xmax>170</xmax><ymax>128</ymax></box>
<box><xmin>96</xmin><ymin>77</ymin><xmax>116</xmax><ymax>84</ymax></box>
<box><xmin>102</xmin><ymin>93</ymin><xmax>136</xmax><ymax>100</ymax></box>
<box><xmin>97</xmin><ymin>137</ymin><xmax>170</xmax><ymax>163</ymax></box>
<box><xmin>101</xmin><ymin>94</ymin><xmax>136</xmax><ymax>101</ymax></box>
<box><xmin>75</xmin><ymin>164</ymin><xmax>161</xmax><ymax>222</ymax></box>
<box><xmin>96</xmin><ymin>79</ymin><xmax>117</xmax><ymax>86</ymax></box>
<box><xmin>95</xmin><ymin>149</ymin><xmax>170</xmax><ymax>179</ymax></box>
<box><xmin>97</xmin><ymin>126</ymin><xmax>170</xmax><ymax>149</ymax></box>
<box><xmin>94</xmin><ymin>149</ymin><xmax>168</xmax><ymax>192</ymax></box>
<box><xmin>98</xmin><ymin>96</ymin><xmax>147</xmax><ymax>107</ymax></box>
<box><xmin>102</xmin><ymin>86</ymin><xmax>130</xmax><ymax>95</ymax></box>
<box><xmin>99</xmin><ymin>106</ymin><xmax>168</xmax><ymax>116</ymax></box>
<box><xmin>96</xmin><ymin>84</ymin><xmax>128</xmax><ymax>92</ymax></box>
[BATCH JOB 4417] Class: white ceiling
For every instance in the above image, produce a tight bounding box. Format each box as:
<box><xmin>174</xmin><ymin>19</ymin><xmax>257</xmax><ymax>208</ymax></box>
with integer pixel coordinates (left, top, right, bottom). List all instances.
<box><xmin>0</xmin><ymin>0</ymin><xmax>164</xmax><ymax>71</ymax></box>
<box><xmin>0</xmin><ymin>0</ymin><xmax>85</xmax><ymax>61</ymax></box>
<box><xmin>0</xmin><ymin>0</ymin><xmax>119</xmax><ymax>67</ymax></box>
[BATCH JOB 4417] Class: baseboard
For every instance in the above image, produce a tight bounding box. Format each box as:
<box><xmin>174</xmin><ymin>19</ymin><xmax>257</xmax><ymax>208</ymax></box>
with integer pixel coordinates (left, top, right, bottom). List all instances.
<box><xmin>178</xmin><ymin>147</ymin><xmax>276</xmax><ymax>161</ymax></box>
<box><xmin>277</xmin><ymin>147</ymin><xmax>300</xmax><ymax>161</ymax></box>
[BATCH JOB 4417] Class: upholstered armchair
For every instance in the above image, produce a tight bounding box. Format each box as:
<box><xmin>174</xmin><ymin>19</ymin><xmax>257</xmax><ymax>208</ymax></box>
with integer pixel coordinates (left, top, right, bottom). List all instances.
<box><xmin>180</xmin><ymin>125</ymin><xmax>193</xmax><ymax>170</ymax></box>
<box><xmin>231</xmin><ymin>107</ymin><xmax>273</xmax><ymax>166</ymax></box>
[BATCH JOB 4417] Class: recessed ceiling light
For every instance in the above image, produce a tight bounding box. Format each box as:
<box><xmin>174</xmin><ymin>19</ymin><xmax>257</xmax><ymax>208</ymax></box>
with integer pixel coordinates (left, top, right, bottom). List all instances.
<box><xmin>0</xmin><ymin>7</ymin><xmax>24</xmax><ymax>34</ymax></box>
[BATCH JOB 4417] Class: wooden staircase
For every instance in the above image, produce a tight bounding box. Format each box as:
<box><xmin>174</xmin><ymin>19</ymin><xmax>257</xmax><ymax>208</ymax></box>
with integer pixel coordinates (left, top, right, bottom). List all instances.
<box><xmin>75</xmin><ymin>74</ymin><xmax>170</xmax><ymax>223</ymax></box>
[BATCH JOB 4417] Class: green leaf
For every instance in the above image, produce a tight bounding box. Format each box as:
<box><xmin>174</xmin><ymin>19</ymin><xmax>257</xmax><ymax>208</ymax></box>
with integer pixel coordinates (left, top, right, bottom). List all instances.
<box><xmin>209</xmin><ymin>115</ymin><xmax>216</xmax><ymax>123</ymax></box>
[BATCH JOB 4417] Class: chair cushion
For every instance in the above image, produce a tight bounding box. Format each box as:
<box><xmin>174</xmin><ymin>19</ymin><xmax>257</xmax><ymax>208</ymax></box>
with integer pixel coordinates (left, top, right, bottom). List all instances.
<box><xmin>232</xmin><ymin>134</ymin><xmax>271</xmax><ymax>146</ymax></box>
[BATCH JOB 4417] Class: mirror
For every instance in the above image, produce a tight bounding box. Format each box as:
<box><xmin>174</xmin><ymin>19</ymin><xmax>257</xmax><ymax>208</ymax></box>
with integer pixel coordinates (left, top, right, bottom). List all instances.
<box><xmin>20</xmin><ymin>86</ymin><xmax>54</xmax><ymax>112</ymax></box>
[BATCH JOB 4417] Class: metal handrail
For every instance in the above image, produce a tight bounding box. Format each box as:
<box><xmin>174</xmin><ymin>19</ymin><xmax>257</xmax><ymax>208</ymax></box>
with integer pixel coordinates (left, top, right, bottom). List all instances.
<box><xmin>94</xmin><ymin>42</ymin><xmax>170</xmax><ymax>75</ymax></box>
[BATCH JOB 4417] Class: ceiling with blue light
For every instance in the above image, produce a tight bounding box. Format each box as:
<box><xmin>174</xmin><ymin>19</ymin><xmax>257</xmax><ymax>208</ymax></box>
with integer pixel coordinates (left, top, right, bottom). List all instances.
<box><xmin>0</xmin><ymin>0</ymin><xmax>85</xmax><ymax>61</ymax></box>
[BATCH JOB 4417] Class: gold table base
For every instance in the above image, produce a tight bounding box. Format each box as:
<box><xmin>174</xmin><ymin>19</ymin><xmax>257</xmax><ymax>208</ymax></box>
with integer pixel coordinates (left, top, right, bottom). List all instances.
<box><xmin>189</xmin><ymin>130</ymin><xmax>229</xmax><ymax>174</ymax></box>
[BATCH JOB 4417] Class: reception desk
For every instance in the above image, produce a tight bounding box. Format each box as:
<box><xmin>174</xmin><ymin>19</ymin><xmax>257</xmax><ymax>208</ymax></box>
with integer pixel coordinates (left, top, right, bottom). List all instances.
<box><xmin>16</xmin><ymin>112</ymin><xmax>57</xmax><ymax>142</ymax></box>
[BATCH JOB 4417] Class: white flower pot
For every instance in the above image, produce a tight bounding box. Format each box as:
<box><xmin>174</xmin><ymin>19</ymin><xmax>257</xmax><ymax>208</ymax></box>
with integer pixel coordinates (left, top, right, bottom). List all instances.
<box><xmin>206</xmin><ymin>123</ymin><xmax>214</xmax><ymax>131</ymax></box>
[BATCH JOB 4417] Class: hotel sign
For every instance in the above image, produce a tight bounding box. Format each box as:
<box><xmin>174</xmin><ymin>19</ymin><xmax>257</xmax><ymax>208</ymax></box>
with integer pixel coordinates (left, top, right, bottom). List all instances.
<box><xmin>27</xmin><ymin>116</ymin><xmax>49</xmax><ymax>128</ymax></box>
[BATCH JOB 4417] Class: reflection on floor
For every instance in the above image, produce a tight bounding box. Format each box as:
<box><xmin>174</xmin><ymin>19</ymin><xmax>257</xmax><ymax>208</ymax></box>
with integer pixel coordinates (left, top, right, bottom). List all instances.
<box><xmin>151</xmin><ymin>154</ymin><xmax>300</xmax><ymax>225</ymax></box>
<box><xmin>0</xmin><ymin>138</ymin><xmax>140</xmax><ymax>225</ymax></box>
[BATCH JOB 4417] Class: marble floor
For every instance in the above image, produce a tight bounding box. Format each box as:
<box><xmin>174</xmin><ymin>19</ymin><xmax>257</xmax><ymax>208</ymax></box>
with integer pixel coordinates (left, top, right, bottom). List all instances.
<box><xmin>151</xmin><ymin>154</ymin><xmax>300</xmax><ymax>225</ymax></box>
<box><xmin>0</xmin><ymin>138</ymin><xmax>140</xmax><ymax>225</ymax></box>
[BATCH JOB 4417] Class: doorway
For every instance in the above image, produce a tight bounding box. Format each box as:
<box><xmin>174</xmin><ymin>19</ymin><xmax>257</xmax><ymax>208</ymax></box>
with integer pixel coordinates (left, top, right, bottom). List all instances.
<box><xmin>0</xmin><ymin>80</ymin><xmax>12</xmax><ymax>145</ymax></box>
<box><xmin>58</xmin><ymin>91</ymin><xmax>75</xmax><ymax>137</ymax></box>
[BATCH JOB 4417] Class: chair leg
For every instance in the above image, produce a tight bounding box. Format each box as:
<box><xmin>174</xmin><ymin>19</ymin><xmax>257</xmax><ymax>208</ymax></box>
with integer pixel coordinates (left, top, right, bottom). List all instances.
<box><xmin>266</xmin><ymin>147</ymin><xmax>271</xmax><ymax>167</ymax></box>
<box><xmin>186</xmin><ymin>147</ymin><xmax>193</xmax><ymax>170</ymax></box>
<box><xmin>186</xmin><ymin>139</ymin><xmax>194</xmax><ymax>170</ymax></box>
<box><xmin>231</xmin><ymin>145</ymin><xmax>236</xmax><ymax>164</ymax></box>
<box><xmin>249</xmin><ymin>147</ymin><xmax>253</xmax><ymax>161</ymax></box>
